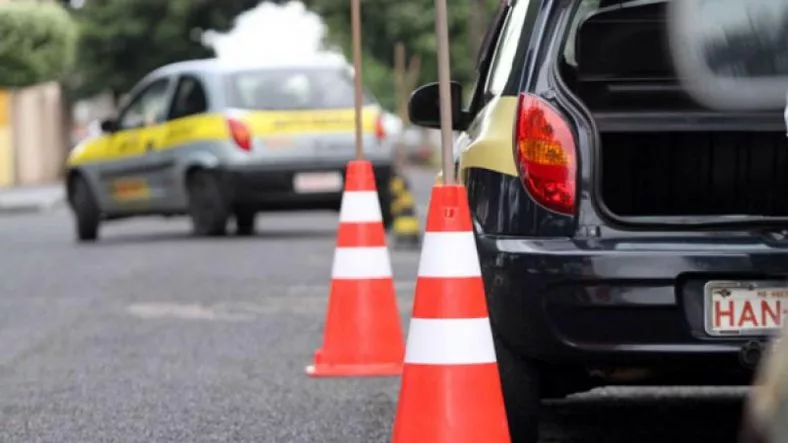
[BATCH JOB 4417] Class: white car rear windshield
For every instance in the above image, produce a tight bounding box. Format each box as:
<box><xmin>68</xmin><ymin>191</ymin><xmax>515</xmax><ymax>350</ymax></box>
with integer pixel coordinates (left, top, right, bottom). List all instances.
<box><xmin>227</xmin><ymin>68</ymin><xmax>373</xmax><ymax>110</ymax></box>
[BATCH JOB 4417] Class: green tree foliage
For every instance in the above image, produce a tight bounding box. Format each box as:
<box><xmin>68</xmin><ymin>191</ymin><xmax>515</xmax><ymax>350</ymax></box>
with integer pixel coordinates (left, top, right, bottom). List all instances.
<box><xmin>302</xmin><ymin>0</ymin><xmax>499</xmax><ymax>110</ymax></box>
<box><xmin>0</xmin><ymin>1</ymin><xmax>79</xmax><ymax>88</ymax></box>
<box><xmin>66</xmin><ymin>0</ymin><xmax>497</xmax><ymax>110</ymax></box>
<box><xmin>68</xmin><ymin>0</ymin><xmax>262</xmax><ymax>100</ymax></box>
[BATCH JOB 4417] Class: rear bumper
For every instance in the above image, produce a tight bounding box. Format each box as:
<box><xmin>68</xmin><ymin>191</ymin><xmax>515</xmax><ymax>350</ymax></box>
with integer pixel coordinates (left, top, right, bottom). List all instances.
<box><xmin>480</xmin><ymin>233</ymin><xmax>788</xmax><ymax>372</ymax></box>
<box><xmin>218</xmin><ymin>160</ymin><xmax>393</xmax><ymax>211</ymax></box>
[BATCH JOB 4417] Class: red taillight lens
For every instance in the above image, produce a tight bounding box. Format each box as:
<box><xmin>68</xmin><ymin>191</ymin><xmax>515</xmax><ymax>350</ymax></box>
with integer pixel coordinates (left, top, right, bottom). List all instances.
<box><xmin>514</xmin><ymin>93</ymin><xmax>576</xmax><ymax>215</ymax></box>
<box><xmin>374</xmin><ymin>114</ymin><xmax>386</xmax><ymax>141</ymax></box>
<box><xmin>227</xmin><ymin>118</ymin><xmax>251</xmax><ymax>151</ymax></box>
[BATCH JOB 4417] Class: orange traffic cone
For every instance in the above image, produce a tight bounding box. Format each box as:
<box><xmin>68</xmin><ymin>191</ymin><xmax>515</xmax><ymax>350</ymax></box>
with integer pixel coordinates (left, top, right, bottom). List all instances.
<box><xmin>391</xmin><ymin>184</ymin><xmax>511</xmax><ymax>442</ymax></box>
<box><xmin>306</xmin><ymin>160</ymin><xmax>405</xmax><ymax>377</ymax></box>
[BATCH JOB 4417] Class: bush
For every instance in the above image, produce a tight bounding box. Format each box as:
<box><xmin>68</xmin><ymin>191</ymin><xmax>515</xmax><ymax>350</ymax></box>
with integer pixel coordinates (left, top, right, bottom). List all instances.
<box><xmin>0</xmin><ymin>1</ymin><xmax>79</xmax><ymax>88</ymax></box>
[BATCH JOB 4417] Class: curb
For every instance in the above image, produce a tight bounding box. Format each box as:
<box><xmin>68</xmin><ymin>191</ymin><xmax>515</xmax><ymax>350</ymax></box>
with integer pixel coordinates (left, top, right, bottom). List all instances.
<box><xmin>0</xmin><ymin>197</ymin><xmax>65</xmax><ymax>215</ymax></box>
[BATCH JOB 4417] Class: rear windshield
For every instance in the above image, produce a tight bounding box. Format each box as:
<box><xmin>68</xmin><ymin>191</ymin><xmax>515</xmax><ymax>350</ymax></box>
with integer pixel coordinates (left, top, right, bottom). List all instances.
<box><xmin>563</xmin><ymin>0</ymin><xmax>604</xmax><ymax>68</ymax></box>
<box><xmin>560</xmin><ymin>0</ymin><xmax>683</xmax><ymax>110</ymax></box>
<box><xmin>562</xmin><ymin>0</ymin><xmax>660</xmax><ymax>69</ymax></box>
<box><xmin>226</xmin><ymin>68</ymin><xmax>373</xmax><ymax>111</ymax></box>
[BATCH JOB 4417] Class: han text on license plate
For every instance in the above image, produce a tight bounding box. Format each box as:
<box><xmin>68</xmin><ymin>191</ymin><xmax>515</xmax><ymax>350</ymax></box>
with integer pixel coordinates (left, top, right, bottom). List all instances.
<box><xmin>293</xmin><ymin>171</ymin><xmax>343</xmax><ymax>193</ymax></box>
<box><xmin>705</xmin><ymin>280</ymin><xmax>788</xmax><ymax>336</ymax></box>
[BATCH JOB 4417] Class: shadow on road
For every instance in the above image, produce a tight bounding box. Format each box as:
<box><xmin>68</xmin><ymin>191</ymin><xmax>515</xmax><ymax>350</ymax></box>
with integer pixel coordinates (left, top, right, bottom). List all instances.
<box><xmin>541</xmin><ymin>393</ymin><xmax>744</xmax><ymax>443</ymax></box>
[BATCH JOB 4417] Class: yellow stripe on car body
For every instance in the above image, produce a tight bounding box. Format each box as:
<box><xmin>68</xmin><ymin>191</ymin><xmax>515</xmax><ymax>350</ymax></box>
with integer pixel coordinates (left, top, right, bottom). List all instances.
<box><xmin>67</xmin><ymin>105</ymin><xmax>381</xmax><ymax>167</ymax></box>
<box><xmin>458</xmin><ymin>96</ymin><xmax>520</xmax><ymax>178</ymax></box>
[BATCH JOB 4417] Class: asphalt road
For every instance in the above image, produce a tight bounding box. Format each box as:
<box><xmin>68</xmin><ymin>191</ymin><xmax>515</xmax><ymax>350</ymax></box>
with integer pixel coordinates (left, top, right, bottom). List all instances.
<box><xmin>0</xmin><ymin>166</ymin><xmax>747</xmax><ymax>442</ymax></box>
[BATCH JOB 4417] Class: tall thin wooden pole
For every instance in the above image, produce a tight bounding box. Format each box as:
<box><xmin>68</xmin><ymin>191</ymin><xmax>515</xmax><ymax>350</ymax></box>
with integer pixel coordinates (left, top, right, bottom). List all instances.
<box><xmin>469</xmin><ymin>0</ymin><xmax>486</xmax><ymax>58</ymax></box>
<box><xmin>351</xmin><ymin>0</ymin><xmax>364</xmax><ymax>160</ymax></box>
<box><xmin>434</xmin><ymin>0</ymin><xmax>454</xmax><ymax>185</ymax></box>
<box><xmin>394</xmin><ymin>42</ymin><xmax>407</xmax><ymax>171</ymax></box>
<box><xmin>394</xmin><ymin>43</ymin><xmax>407</xmax><ymax>122</ymax></box>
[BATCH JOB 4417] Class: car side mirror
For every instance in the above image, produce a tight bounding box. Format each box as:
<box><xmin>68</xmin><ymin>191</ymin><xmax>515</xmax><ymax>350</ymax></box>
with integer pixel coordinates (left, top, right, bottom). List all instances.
<box><xmin>100</xmin><ymin>118</ymin><xmax>118</xmax><ymax>133</ymax></box>
<box><xmin>407</xmin><ymin>81</ymin><xmax>467</xmax><ymax>131</ymax></box>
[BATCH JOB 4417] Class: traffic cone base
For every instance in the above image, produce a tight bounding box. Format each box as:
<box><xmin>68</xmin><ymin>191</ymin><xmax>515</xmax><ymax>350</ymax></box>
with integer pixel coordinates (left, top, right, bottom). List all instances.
<box><xmin>307</xmin><ymin>160</ymin><xmax>405</xmax><ymax>378</ymax></box>
<box><xmin>395</xmin><ymin>364</ymin><xmax>509</xmax><ymax>441</ymax></box>
<box><xmin>393</xmin><ymin>312</ymin><xmax>509</xmax><ymax>442</ymax></box>
<box><xmin>392</xmin><ymin>184</ymin><xmax>510</xmax><ymax>442</ymax></box>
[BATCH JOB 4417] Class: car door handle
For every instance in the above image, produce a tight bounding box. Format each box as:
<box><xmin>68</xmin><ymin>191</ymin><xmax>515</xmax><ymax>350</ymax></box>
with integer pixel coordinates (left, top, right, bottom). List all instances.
<box><xmin>146</xmin><ymin>141</ymin><xmax>154</xmax><ymax>152</ymax></box>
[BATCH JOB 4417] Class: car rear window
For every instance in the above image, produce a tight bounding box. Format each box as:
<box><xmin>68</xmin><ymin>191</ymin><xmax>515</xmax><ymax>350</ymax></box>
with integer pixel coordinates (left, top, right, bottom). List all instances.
<box><xmin>560</xmin><ymin>0</ymin><xmax>687</xmax><ymax>110</ymax></box>
<box><xmin>562</xmin><ymin>0</ymin><xmax>604</xmax><ymax>68</ymax></box>
<box><xmin>563</xmin><ymin>0</ymin><xmax>669</xmax><ymax>71</ymax></box>
<box><xmin>227</xmin><ymin>68</ymin><xmax>373</xmax><ymax>111</ymax></box>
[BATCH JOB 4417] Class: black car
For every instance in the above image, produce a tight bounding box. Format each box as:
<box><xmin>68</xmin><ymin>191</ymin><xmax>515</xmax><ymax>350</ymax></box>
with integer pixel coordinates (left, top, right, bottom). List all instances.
<box><xmin>408</xmin><ymin>0</ymin><xmax>788</xmax><ymax>441</ymax></box>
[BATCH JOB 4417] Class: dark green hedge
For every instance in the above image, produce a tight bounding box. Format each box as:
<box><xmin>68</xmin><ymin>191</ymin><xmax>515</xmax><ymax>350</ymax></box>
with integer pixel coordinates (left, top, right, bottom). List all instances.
<box><xmin>0</xmin><ymin>1</ymin><xmax>79</xmax><ymax>88</ymax></box>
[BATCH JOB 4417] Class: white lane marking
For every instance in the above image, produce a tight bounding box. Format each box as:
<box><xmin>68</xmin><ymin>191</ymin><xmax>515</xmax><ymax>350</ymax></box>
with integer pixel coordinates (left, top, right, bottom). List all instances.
<box><xmin>286</xmin><ymin>280</ymin><xmax>417</xmax><ymax>294</ymax></box>
<box><xmin>332</xmin><ymin>247</ymin><xmax>392</xmax><ymax>279</ymax></box>
<box><xmin>125</xmin><ymin>290</ymin><xmax>416</xmax><ymax>318</ymax></box>
<box><xmin>404</xmin><ymin>317</ymin><xmax>497</xmax><ymax>365</ymax></box>
<box><xmin>126</xmin><ymin>302</ymin><xmax>254</xmax><ymax>321</ymax></box>
<box><xmin>308</xmin><ymin>249</ymin><xmax>418</xmax><ymax>267</ymax></box>
<box><xmin>339</xmin><ymin>191</ymin><xmax>383</xmax><ymax>223</ymax></box>
<box><xmin>417</xmin><ymin>231</ymin><xmax>481</xmax><ymax>278</ymax></box>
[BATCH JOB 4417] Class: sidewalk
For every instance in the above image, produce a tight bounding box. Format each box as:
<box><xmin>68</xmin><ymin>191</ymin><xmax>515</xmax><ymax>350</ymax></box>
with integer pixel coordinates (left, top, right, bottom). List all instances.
<box><xmin>0</xmin><ymin>184</ymin><xmax>65</xmax><ymax>214</ymax></box>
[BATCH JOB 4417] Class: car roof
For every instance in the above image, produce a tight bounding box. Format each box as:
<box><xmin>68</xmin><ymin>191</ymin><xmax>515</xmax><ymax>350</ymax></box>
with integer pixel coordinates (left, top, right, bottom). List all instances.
<box><xmin>148</xmin><ymin>55</ymin><xmax>353</xmax><ymax>79</ymax></box>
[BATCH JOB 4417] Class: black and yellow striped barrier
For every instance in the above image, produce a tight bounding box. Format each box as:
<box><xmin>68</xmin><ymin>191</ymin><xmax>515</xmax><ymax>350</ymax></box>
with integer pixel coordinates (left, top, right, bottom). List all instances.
<box><xmin>389</xmin><ymin>172</ymin><xmax>421</xmax><ymax>248</ymax></box>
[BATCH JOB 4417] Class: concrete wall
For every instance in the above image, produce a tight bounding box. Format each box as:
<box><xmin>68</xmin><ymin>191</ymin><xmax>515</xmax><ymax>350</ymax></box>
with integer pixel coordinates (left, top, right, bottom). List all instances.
<box><xmin>0</xmin><ymin>0</ymin><xmax>68</xmax><ymax>188</ymax></box>
<box><xmin>12</xmin><ymin>83</ymin><xmax>65</xmax><ymax>186</ymax></box>
<box><xmin>72</xmin><ymin>92</ymin><xmax>115</xmax><ymax>145</ymax></box>
<box><xmin>0</xmin><ymin>82</ymin><xmax>67</xmax><ymax>188</ymax></box>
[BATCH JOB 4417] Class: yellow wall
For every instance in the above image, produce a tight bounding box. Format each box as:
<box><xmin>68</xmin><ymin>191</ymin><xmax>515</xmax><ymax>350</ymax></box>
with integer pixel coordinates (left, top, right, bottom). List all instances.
<box><xmin>0</xmin><ymin>90</ymin><xmax>13</xmax><ymax>188</ymax></box>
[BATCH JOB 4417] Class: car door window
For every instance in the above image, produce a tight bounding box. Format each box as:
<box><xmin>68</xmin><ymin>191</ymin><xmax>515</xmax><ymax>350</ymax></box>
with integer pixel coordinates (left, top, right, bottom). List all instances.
<box><xmin>117</xmin><ymin>79</ymin><xmax>171</xmax><ymax>130</ymax></box>
<box><xmin>465</xmin><ymin>2</ymin><xmax>512</xmax><ymax>115</ymax></box>
<box><xmin>485</xmin><ymin>0</ymin><xmax>532</xmax><ymax>96</ymax></box>
<box><xmin>168</xmin><ymin>76</ymin><xmax>209</xmax><ymax>120</ymax></box>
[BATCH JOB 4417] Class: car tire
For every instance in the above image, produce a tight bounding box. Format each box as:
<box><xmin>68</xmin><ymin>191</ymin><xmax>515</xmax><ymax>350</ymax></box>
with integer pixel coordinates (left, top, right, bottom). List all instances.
<box><xmin>70</xmin><ymin>175</ymin><xmax>100</xmax><ymax>242</ymax></box>
<box><xmin>493</xmin><ymin>328</ymin><xmax>541</xmax><ymax>443</ymax></box>
<box><xmin>235</xmin><ymin>208</ymin><xmax>256</xmax><ymax>236</ymax></box>
<box><xmin>187</xmin><ymin>170</ymin><xmax>229</xmax><ymax>237</ymax></box>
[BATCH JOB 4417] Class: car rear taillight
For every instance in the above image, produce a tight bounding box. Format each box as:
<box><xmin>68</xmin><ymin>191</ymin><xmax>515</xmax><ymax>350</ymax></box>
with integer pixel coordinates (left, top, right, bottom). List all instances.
<box><xmin>374</xmin><ymin>114</ymin><xmax>386</xmax><ymax>141</ymax></box>
<box><xmin>514</xmin><ymin>93</ymin><xmax>577</xmax><ymax>215</ymax></box>
<box><xmin>227</xmin><ymin>118</ymin><xmax>251</xmax><ymax>151</ymax></box>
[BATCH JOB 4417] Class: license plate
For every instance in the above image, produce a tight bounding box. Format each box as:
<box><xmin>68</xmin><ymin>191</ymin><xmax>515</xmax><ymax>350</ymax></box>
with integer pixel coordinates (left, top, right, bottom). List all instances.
<box><xmin>704</xmin><ymin>280</ymin><xmax>788</xmax><ymax>336</ymax></box>
<box><xmin>293</xmin><ymin>172</ymin><xmax>342</xmax><ymax>193</ymax></box>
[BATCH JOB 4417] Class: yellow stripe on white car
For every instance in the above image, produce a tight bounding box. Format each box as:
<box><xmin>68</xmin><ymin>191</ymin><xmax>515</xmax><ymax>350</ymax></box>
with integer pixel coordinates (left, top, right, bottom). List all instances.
<box><xmin>67</xmin><ymin>105</ymin><xmax>383</xmax><ymax>167</ymax></box>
